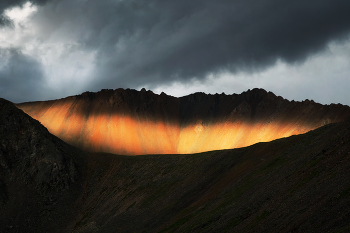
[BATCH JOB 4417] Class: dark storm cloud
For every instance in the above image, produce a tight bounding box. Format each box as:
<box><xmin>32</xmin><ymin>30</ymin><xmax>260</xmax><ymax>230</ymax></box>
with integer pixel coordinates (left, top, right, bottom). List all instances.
<box><xmin>58</xmin><ymin>0</ymin><xmax>350</xmax><ymax>90</ymax></box>
<box><xmin>2</xmin><ymin>0</ymin><xmax>350</xmax><ymax>99</ymax></box>
<box><xmin>0</xmin><ymin>48</ymin><xmax>46</xmax><ymax>103</ymax></box>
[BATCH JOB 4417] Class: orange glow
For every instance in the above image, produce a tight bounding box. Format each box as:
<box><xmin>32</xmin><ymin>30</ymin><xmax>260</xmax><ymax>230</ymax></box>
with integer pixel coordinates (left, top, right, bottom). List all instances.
<box><xmin>17</xmin><ymin>99</ymin><xmax>338</xmax><ymax>155</ymax></box>
<box><xmin>176</xmin><ymin>120</ymin><xmax>311</xmax><ymax>154</ymax></box>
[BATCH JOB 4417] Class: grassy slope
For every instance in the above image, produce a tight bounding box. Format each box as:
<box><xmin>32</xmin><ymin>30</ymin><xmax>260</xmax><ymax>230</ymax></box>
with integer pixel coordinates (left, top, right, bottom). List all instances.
<box><xmin>71</xmin><ymin>117</ymin><xmax>350</xmax><ymax>233</ymax></box>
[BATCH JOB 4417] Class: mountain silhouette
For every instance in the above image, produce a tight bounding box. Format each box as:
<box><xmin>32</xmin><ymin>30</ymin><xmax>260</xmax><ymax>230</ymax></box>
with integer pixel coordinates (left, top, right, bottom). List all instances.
<box><xmin>17</xmin><ymin>88</ymin><xmax>350</xmax><ymax>155</ymax></box>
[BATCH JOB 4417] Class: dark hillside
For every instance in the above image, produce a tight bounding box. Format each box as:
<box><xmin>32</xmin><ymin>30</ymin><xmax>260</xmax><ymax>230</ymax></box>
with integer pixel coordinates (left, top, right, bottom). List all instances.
<box><xmin>0</xmin><ymin>98</ymin><xmax>83</xmax><ymax>233</ymax></box>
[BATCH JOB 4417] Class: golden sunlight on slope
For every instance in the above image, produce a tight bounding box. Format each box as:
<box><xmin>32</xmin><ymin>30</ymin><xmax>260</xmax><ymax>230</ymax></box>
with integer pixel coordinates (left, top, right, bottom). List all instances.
<box><xmin>19</xmin><ymin>100</ymin><xmax>180</xmax><ymax>155</ymax></box>
<box><xmin>177</xmin><ymin>121</ymin><xmax>308</xmax><ymax>154</ymax></box>
<box><xmin>18</xmin><ymin>102</ymin><xmax>318</xmax><ymax>155</ymax></box>
<box><xmin>17</xmin><ymin>89</ymin><xmax>350</xmax><ymax>155</ymax></box>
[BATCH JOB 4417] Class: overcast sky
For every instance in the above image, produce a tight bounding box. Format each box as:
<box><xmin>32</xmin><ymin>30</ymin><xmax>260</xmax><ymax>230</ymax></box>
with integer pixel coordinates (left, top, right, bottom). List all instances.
<box><xmin>1</xmin><ymin>0</ymin><xmax>350</xmax><ymax>105</ymax></box>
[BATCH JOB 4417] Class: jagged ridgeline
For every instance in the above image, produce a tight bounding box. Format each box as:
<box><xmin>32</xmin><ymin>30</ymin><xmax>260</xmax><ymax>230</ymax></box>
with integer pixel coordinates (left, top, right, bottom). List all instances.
<box><xmin>17</xmin><ymin>88</ymin><xmax>350</xmax><ymax>155</ymax></box>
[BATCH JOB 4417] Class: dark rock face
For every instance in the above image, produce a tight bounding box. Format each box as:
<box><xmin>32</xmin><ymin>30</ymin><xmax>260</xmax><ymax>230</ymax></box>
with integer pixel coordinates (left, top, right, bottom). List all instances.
<box><xmin>0</xmin><ymin>98</ymin><xmax>81</xmax><ymax>233</ymax></box>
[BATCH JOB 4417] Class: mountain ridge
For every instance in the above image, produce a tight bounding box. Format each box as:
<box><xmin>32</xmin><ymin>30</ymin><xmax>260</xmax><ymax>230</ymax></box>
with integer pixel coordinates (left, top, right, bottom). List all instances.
<box><xmin>17</xmin><ymin>88</ymin><xmax>350</xmax><ymax>155</ymax></box>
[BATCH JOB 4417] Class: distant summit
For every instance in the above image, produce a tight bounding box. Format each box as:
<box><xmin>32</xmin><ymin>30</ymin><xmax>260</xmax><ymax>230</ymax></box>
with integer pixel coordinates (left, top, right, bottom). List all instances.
<box><xmin>17</xmin><ymin>88</ymin><xmax>350</xmax><ymax>155</ymax></box>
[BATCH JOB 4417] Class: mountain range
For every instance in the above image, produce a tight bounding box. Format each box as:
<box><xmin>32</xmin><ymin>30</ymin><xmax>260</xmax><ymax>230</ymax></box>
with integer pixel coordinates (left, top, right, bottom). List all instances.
<box><xmin>17</xmin><ymin>88</ymin><xmax>350</xmax><ymax>155</ymax></box>
<box><xmin>1</xmin><ymin>89</ymin><xmax>350</xmax><ymax>232</ymax></box>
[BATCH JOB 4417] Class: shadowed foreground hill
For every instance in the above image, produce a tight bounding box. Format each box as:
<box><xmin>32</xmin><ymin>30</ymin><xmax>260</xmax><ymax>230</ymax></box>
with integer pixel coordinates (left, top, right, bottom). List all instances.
<box><xmin>2</xmin><ymin>97</ymin><xmax>350</xmax><ymax>232</ymax></box>
<box><xmin>17</xmin><ymin>88</ymin><xmax>350</xmax><ymax>155</ymax></box>
<box><xmin>0</xmin><ymin>98</ymin><xmax>84</xmax><ymax>233</ymax></box>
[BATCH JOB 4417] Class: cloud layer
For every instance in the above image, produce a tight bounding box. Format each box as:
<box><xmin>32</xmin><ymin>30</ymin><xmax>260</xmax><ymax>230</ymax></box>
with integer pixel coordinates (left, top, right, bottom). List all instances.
<box><xmin>1</xmin><ymin>0</ymin><xmax>350</xmax><ymax>104</ymax></box>
<box><xmin>0</xmin><ymin>48</ymin><xmax>46</xmax><ymax>103</ymax></box>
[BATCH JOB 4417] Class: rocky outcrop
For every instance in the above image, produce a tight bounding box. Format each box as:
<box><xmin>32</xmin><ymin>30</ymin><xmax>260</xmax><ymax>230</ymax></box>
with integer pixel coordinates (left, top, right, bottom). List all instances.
<box><xmin>17</xmin><ymin>88</ymin><xmax>350</xmax><ymax>155</ymax></box>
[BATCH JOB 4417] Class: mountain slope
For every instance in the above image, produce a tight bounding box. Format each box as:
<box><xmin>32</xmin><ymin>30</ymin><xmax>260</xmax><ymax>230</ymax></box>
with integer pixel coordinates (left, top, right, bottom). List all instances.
<box><xmin>71</xmin><ymin>117</ymin><xmax>350</xmax><ymax>233</ymax></box>
<box><xmin>0</xmin><ymin>98</ymin><xmax>83</xmax><ymax>233</ymax></box>
<box><xmin>2</xmin><ymin>97</ymin><xmax>350</xmax><ymax>232</ymax></box>
<box><xmin>17</xmin><ymin>88</ymin><xmax>350</xmax><ymax>155</ymax></box>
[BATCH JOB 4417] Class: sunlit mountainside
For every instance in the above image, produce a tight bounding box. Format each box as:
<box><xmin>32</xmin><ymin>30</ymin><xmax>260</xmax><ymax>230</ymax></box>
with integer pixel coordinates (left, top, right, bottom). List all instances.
<box><xmin>1</xmin><ymin>95</ymin><xmax>350</xmax><ymax>232</ymax></box>
<box><xmin>17</xmin><ymin>88</ymin><xmax>350</xmax><ymax>155</ymax></box>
